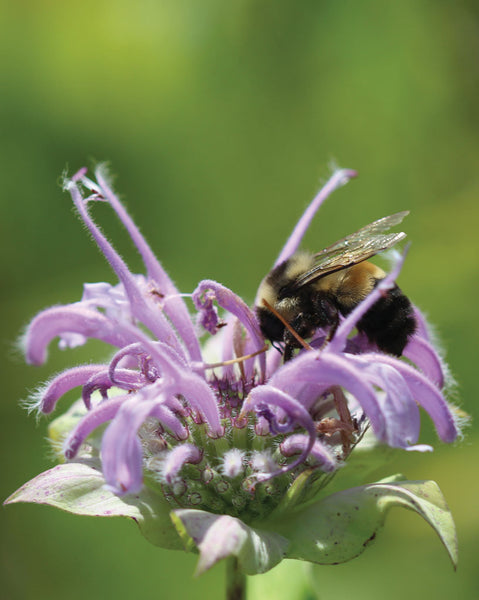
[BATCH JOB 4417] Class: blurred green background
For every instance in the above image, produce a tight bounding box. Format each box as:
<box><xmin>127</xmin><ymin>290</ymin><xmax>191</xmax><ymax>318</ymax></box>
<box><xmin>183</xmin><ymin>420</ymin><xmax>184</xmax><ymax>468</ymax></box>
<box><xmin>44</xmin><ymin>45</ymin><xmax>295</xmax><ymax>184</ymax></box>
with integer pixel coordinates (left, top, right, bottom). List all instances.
<box><xmin>1</xmin><ymin>1</ymin><xmax>478</xmax><ymax>599</ymax></box>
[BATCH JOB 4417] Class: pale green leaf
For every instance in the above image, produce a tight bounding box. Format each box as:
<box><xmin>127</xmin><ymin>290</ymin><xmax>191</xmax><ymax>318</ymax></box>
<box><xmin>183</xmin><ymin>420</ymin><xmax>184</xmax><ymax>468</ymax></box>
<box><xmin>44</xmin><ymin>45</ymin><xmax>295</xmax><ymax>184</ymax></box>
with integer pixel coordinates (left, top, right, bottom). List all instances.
<box><xmin>5</xmin><ymin>462</ymin><xmax>182</xmax><ymax>550</ymax></box>
<box><xmin>270</xmin><ymin>479</ymin><xmax>457</xmax><ymax>568</ymax></box>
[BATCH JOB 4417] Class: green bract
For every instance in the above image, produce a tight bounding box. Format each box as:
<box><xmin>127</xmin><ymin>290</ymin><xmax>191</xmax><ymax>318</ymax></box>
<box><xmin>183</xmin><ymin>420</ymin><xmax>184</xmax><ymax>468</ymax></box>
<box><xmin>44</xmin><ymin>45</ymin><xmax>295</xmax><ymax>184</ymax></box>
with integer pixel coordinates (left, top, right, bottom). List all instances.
<box><xmin>6</xmin><ymin>462</ymin><xmax>457</xmax><ymax>575</ymax></box>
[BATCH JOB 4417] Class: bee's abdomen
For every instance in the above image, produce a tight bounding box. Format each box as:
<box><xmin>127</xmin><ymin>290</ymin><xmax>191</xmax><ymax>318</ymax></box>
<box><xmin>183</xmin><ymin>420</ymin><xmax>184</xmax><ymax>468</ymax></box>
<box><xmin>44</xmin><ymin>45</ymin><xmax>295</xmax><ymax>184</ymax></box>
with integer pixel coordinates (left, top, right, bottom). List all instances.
<box><xmin>355</xmin><ymin>283</ymin><xmax>416</xmax><ymax>356</ymax></box>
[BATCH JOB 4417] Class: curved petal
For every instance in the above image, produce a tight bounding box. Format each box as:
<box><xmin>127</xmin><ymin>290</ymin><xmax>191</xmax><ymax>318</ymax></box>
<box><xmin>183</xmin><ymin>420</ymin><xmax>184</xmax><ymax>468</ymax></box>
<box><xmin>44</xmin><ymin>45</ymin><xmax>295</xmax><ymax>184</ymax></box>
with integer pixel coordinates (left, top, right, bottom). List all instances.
<box><xmin>24</xmin><ymin>305</ymin><xmax>136</xmax><ymax>365</ymax></box>
<box><xmin>244</xmin><ymin>386</ymin><xmax>317</xmax><ymax>479</ymax></box>
<box><xmin>64</xmin><ymin>395</ymin><xmax>127</xmax><ymax>459</ymax></box>
<box><xmin>193</xmin><ymin>280</ymin><xmax>266</xmax><ymax>380</ymax></box>
<box><xmin>33</xmin><ymin>364</ymin><xmax>107</xmax><ymax>414</ymax></box>
<box><xmin>349</xmin><ymin>358</ymin><xmax>420</xmax><ymax>448</ymax></box>
<box><xmin>359</xmin><ymin>353</ymin><xmax>459</xmax><ymax>443</ymax></box>
<box><xmin>66</xmin><ymin>179</ymin><xmax>186</xmax><ymax>359</ymax></box>
<box><xmin>101</xmin><ymin>396</ymin><xmax>161</xmax><ymax>495</ymax></box>
<box><xmin>100</xmin><ymin>389</ymin><xmax>188</xmax><ymax>495</ymax></box>
<box><xmin>82</xmin><ymin>368</ymin><xmax>143</xmax><ymax>409</ymax></box>
<box><xmin>108</xmin><ymin>322</ymin><xmax>223</xmax><ymax>436</ymax></box>
<box><xmin>275</xmin><ymin>168</ymin><xmax>357</xmax><ymax>265</ymax></box>
<box><xmin>270</xmin><ymin>352</ymin><xmax>386</xmax><ymax>441</ymax></box>
<box><xmin>280</xmin><ymin>434</ymin><xmax>338</xmax><ymax>472</ymax></box>
<box><xmin>403</xmin><ymin>334</ymin><xmax>444</xmax><ymax>388</ymax></box>
<box><xmin>93</xmin><ymin>166</ymin><xmax>202</xmax><ymax>362</ymax></box>
<box><xmin>162</xmin><ymin>444</ymin><xmax>202</xmax><ymax>484</ymax></box>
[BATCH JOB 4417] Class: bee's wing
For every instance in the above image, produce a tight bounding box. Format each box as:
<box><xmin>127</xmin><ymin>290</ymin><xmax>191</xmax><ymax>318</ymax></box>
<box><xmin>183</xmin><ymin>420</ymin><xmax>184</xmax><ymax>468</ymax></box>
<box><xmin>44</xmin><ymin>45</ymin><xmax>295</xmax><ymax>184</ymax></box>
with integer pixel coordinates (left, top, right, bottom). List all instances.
<box><xmin>286</xmin><ymin>212</ymin><xmax>408</xmax><ymax>292</ymax></box>
<box><xmin>314</xmin><ymin>211</ymin><xmax>409</xmax><ymax>256</ymax></box>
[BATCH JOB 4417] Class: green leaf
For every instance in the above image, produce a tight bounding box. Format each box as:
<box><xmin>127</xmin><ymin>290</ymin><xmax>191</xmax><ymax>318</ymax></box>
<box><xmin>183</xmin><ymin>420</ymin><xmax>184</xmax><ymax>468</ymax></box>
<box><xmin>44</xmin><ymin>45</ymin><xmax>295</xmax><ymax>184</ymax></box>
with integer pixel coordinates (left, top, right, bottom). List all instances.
<box><xmin>5</xmin><ymin>462</ymin><xmax>182</xmax><ymax>550</ymax></box>
<box><xmin>270</xmin><ymin>478</ymin><xmax>457</xmax><ymax>568</ymax></box>
<box><xmin>171</xmin><ymin>508</ymin><xmax>290</xmax><ymax>575</ymax></box>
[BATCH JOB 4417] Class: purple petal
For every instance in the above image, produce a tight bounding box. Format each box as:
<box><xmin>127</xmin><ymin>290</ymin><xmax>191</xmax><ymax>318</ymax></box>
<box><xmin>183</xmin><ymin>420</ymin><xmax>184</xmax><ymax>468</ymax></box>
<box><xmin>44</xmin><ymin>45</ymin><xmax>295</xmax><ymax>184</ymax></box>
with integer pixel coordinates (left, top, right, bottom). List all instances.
<box><xmin>108</xmin><ymin>341</ymin><xmax>188</xmax><ymax>386</ymax></box>
<box><xmin>82</xmin><ymin>368</ymin><xmax>143</xmax><ymax>409</ymax></box>
<box><xmin>35</xmin><ymin>365</ymin><xmax>107</xmax><ymax>414</ymax></box>
<box><xmin>100</xmin><ymin>390</ymin><xmax>188</xmax><ymax>495</ymax></box>
<box><xmin>162</xmin><ymin>444</ymin><xmax>202</xmax><ymax>484</ymax></box>
<box><xmin>24</xmin><ymin>305</ymin><xmax>136</xmax><ymax>365</ymax></box>
<box><xmin>269</xmin><ymin>352</ymin><xmax>386</xmax><ymax>441</ymax></box>
<box><xmin>108</xmin><ymin>343</ymin><xmax>157</xmax><ymax>385</ymax></box>
<box><xmin>232</xmin><ymin>318</ymin><xmax>262</xmax><ymax>382</ymax></box>
<box><xmin>115</xmin><ymin>324</ymin><xmax>223</xmax><ymax>436</ymax></box>
<box><xmin>403</xmin><ymin>334</ymin><xmax>444</xmax><ymax>388</ymax></box>
<box><xmin>193</xmin><ymin>280</ymin><xmax>266</xmax><ymax>379</ymax></box>
<box><xmin>244</xmin><ymin>386</ymin><xmax>317</xmax><ymax>479</ymax></box>
<box><xmin>359</xmin><ymin>353</ymin><xmax>458</xmax><ymax>443</ymax></box>
<box><xmin>150</xmin><ymin>403</ymin><xmax>189</xmax><ymax>441</ymax></box>
<box><xmin>413</xmin><ymin>305</ymin><xmax>431</xmax><ymax>340</ymax></box>
<box><xmin>274</xmin><ymin>168</ymin><xmax>357</xmax><ymax>266</ymax></box>
<box><xmin>66</xmin><ymin>180</ymin><xmax>185</xmax><ymax>358</ymax></box>
<box><xmin>92</xmin><ymin>167</ymin><xmax>202</xmax><ymax>362</ymax></box>
<box><xmin>280</xmin><ymin>434</ymin><xmax>337</xmax><ymax>471</ymax></box>
<box><xmin>64</xmin><ymin>395</ymin><xmax>127</xmax><ymax>459</ymax></box>
<box><xmin>217</xmin><ymin>315</ymin><xmax>237</xmax><ymax>381</ymax></box>
<box><xmin>101</xmin><ymin>396</ymin><xmax>161</xmax><ymax>495</ymax></box>
<box><xmin>349</xmin><ymin>358</ymin><xmax>420</xmax><ymax>448</ymax></box>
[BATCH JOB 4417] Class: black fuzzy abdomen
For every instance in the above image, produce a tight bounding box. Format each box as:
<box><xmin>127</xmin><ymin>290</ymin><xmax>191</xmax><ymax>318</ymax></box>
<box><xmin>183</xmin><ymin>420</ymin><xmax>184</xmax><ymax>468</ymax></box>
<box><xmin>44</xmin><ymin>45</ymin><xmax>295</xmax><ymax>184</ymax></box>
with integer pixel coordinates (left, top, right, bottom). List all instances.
<box><xmin>353</xmin><ymin>284</ymin><xmax>416</xmax><ymax>356</ymax></box>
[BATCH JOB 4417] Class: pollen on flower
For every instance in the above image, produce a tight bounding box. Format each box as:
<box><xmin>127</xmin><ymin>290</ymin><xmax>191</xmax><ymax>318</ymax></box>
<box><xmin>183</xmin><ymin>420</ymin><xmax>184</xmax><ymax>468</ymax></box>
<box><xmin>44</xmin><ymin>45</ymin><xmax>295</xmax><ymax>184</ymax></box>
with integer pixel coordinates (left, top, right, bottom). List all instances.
<box><xmin>14</xmin><ymin>165</ymin><xmax>462</xmax><ymax>528</ymax></box>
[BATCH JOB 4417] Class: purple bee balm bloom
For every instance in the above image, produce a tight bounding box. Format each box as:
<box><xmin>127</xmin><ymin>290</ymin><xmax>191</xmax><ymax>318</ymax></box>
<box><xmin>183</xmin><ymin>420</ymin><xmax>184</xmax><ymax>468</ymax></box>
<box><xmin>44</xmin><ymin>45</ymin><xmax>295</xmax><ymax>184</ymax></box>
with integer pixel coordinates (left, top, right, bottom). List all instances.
<box><xmin>6</xmin><ymin>166</ymin><xmax>463</xmax><ymax>582</ymax></box>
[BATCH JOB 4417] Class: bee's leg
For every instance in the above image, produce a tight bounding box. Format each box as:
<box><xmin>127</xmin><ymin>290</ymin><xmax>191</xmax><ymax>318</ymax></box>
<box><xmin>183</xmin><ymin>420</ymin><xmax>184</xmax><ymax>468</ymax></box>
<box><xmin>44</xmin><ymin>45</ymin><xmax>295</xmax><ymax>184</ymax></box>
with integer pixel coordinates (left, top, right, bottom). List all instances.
<box><xmin>283</xmin><ymin>342</ymin><xmax>295</xmax><ymax>362</ymax></box>
<box><xmin>282</xmin><ymin>326</ymin><xmax>303</xmax><ymax>361</ymax></box>
<box><xmin>312</xmin><ymin>298</ymin><xmax>339</xmax><ymax>348</ymax></box>
<box><xmin>324</xmin><ymin>312</ymin><xmax>340</xmax><ymax>344</ymax></box>
<box><xmin>282</xmin><ymin>312</ymin><xmax>314</xmax><ymax>362</ymax></box>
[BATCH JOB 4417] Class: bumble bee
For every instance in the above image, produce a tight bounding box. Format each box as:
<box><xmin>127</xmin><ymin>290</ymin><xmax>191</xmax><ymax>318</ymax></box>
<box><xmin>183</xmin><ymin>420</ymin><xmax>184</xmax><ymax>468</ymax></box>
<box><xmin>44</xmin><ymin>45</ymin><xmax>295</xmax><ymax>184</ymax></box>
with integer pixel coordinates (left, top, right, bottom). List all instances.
<box><xmin>255</xmin><ymin>212</ymin><xmax>416</xmax><ymax>360</ymax></box>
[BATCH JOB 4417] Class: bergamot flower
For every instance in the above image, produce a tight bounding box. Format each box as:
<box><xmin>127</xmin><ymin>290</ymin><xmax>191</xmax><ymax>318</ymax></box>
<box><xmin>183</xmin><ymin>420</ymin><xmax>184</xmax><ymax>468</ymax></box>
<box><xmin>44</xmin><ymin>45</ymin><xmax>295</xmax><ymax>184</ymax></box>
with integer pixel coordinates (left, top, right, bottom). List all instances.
<box><xmin>5</xmin><ymin>166</ymin><xmax>462</xmax><ymax>598</ymax></box>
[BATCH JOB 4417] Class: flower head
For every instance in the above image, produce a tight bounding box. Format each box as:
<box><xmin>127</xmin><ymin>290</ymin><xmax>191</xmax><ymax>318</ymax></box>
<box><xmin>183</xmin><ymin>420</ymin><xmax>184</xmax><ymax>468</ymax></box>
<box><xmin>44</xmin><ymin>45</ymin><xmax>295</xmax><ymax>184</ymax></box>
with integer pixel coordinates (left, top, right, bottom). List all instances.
<box><xmin>7</xmin><ymin>166</ymin><xmax>461</xmax><ymax>575</ymax></box>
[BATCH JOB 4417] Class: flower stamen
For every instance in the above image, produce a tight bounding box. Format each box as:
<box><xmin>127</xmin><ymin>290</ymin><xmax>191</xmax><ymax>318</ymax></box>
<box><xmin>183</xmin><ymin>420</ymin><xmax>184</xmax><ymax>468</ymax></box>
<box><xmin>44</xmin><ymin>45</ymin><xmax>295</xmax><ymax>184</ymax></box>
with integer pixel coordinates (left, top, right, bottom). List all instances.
<box><xmin>202</xmin><ymin>345</ymin><xmax>268</xmax><ymax>370</ymax></box>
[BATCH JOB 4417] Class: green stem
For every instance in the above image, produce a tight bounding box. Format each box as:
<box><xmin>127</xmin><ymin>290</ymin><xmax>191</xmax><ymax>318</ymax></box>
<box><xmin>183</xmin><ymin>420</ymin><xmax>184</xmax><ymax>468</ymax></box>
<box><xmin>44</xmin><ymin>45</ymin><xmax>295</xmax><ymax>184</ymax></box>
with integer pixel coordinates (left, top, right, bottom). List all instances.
<box><xmin>226</xmin><ymin>556</ymin><xmax>246</xmax><ymax>600</ymax></box>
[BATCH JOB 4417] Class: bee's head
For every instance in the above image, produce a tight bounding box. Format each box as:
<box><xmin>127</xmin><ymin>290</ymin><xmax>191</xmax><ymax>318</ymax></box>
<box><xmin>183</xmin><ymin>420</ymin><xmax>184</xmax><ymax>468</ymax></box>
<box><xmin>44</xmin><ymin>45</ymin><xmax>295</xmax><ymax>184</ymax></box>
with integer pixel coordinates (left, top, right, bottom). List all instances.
<box><xmin>255</xmin><ymin>305</ymin><xmax>285</xmax><ymax>343</ymax></box>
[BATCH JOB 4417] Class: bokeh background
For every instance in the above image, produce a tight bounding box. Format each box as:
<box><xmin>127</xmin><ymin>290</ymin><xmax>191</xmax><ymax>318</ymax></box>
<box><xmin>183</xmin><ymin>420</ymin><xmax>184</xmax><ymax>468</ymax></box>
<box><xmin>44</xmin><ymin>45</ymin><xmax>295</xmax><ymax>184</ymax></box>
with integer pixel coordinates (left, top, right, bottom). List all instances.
<box><xmin>1</xmin><ymin>1</ymin><xmax>478</xmax><ymax>599</ymax></box>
